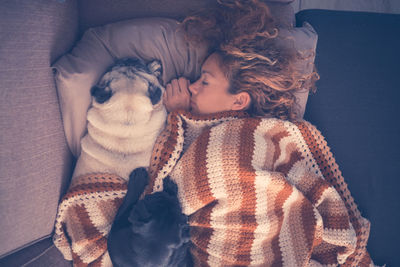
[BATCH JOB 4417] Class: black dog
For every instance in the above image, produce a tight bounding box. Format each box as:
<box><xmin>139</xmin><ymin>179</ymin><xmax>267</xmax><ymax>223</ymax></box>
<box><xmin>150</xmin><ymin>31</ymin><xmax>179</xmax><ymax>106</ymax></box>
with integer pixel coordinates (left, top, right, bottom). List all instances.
<box><xmin>108</xmin><ymin>168</ymin><xmax>192</xmax><ymax>267</ymax></box>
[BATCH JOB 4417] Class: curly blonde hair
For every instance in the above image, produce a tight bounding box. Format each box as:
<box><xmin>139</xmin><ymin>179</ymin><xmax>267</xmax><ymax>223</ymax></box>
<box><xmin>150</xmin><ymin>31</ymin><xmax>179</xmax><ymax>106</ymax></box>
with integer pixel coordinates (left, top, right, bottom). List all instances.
<box><xmin>181</xmin><ymin>0</ymin><xmax>318</xmax><ymax>120</ymax></box>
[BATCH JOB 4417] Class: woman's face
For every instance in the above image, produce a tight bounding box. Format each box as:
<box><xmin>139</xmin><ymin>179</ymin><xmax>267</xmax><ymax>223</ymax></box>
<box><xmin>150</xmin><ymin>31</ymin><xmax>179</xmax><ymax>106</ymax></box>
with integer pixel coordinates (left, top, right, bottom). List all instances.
<box><xmin>188</xmin><ymin>53</ymin><xmax>237</xmax><ymax>115</ymax></box>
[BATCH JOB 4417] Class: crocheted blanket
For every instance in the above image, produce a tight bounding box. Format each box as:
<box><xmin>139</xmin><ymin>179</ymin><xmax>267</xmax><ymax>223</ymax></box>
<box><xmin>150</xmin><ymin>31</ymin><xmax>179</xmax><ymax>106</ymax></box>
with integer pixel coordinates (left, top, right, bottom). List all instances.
<box><xmin>53</xmin><ymin>173</ymin><xmax>127</xmax><ymax>267</ymax></box>
<box><xmin>146</xmin><ymin>110</ymin><xmax>375</xmax><ymax>267</ymax></box>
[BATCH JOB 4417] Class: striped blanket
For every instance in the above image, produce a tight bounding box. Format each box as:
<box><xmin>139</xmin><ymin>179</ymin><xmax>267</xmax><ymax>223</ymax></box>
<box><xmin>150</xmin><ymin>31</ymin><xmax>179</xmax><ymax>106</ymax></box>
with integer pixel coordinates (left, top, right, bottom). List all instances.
<box><xmin>53</xmin><ymin>173</ymin><xmax>127</xmax><ymax>267</ymax></box>
<box><xmin>53</xmin><ymin>110</ymin><xmax>375</xmax><ymax>266</ymax></box>
<box><xmin>146</xmin><ymin>110</ymin><xmax>375</xmax><ymax>266</ymax></box>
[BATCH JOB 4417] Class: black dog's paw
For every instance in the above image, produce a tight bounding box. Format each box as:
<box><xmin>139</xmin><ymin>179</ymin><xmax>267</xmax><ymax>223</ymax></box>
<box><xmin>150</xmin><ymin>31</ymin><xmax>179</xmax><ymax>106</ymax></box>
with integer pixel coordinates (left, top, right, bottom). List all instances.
<box><xmin>128</xmin><ymin>167</ymin><xmax>149</xmax><ymax>193</ymax></box>
<box><xmin>163</xmin><ymin>176</ymin><xmax>178</xmax><ymax>196</ymax></box>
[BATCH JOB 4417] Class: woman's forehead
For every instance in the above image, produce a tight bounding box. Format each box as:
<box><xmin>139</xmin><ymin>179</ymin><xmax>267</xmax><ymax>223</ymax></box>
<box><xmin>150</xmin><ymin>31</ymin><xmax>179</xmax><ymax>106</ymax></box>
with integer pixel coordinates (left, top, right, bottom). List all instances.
<box><xmin>201</xmin><ymin>53</ymin><xmax>223</xmax><ymax>77</ymax></box>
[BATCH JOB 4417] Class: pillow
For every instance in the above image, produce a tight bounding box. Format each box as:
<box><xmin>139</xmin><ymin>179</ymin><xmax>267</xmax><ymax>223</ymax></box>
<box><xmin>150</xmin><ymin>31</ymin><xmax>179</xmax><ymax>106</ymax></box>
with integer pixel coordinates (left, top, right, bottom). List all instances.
<box><xmin>278</xmin><ymin>22</ymin><xmax>318</xmax><ymax>120</ymax></box>
<box><xmin>53</xmin><ymin>17</ymin><xmax>207</xmax><ymax>157</ymax></box>
<box><xmin>53</xmin><ymin>17</ymin><xmax>317</xmax><ymax>157</ymax></box>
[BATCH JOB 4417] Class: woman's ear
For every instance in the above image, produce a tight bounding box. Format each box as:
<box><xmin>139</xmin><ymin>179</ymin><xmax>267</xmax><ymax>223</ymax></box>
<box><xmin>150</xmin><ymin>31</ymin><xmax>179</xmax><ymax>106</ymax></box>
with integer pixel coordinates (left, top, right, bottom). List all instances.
<box><xmin>231</xmin><ymin>92</ymin><xmax>251</xmax><ymax>111</ymax></box>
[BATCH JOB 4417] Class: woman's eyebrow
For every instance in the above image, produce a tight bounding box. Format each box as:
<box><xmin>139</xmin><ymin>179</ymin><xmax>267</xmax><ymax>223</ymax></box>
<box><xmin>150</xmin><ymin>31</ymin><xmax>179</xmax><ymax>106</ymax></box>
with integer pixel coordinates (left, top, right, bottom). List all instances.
<box><xmin>201</xmin><ymin>70</ymin><xmax>214</xmax><ymax>77</ymax></box>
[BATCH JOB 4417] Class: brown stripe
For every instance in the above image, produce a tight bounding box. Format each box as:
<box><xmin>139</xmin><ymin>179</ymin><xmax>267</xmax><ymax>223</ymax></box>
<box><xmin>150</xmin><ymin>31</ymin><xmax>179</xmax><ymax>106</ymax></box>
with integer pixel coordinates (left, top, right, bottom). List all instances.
<box><xmin>193</xmin><ymin>127</ymin><xmax>215</xmax><ymax>206</ymax></box>
<box><xmin>270</xmin><ymin>179</ymin><xmax>294</xmax><ymax>267</ymax></box>
<box><xmin>189</xmin><ymin>201</ymin><xmax>217</xmax><ymax>267</ymax></box>
<box><xmin>295</xmin><ymin>196</ymin><xmax>318</xmax><ymax>263</ymax></box>
<box><xmin>147</xmin><ymin>113</ymin><xmax>181</xmax><ymax>194</ymax></box>
<box><xmin>318</xmin><ymin>197</ymin><xmax>350</xmax><ymax>229</ymax></box>
<box><xmin>311</xmin><ymin>241</ymin><xmax>341</xmax><ymax>265</ymax></box>
<box><xmin>263</xmin><ymin>131</ymin><xmax>276</xmax><ymax>170</ymax></box>
<box><xmin>275</xmin><ymin>142</ymin><xmax>304</xmax><ymax>176</ymax></box>
<box><xmin>219</xmin><ymin>121</ymin><xmax>243</xmax><ymax>263</ymax></box>
<box><xmin>271</xmin><ymin>129</ymin><xmax>290</xmax><ymax>168</ymax></box>
<box><xmin>63</xmin><ymin>182</ymin><xmax>127</xmax><ymax>201</ymax></box>
<box><xmin>71</xmin><ymin>250</ymin><xmax>86</xmax><ymax>267</ymax></box>
<box><xmin>304</xmin><ymin>176</ymin><xmax>330</xmax><ymax>205</ymax></box>
<box><xmin>74</xmin><ymin>204</ymin><xmax>103</xmax><ymax>242</ymax></box>
<box><xmin>300</xmin><ymin>197</ymin><xmax>321</xmax><ymax>250</ymax></box>
<box><xmin>234</xmin><ymin>118</ymin><xmax>260</xmax><ymax>265</ymax></box>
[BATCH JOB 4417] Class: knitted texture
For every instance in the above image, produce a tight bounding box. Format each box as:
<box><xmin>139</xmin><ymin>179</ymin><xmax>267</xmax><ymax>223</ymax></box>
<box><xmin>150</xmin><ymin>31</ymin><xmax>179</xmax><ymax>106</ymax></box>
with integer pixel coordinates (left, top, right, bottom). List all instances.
<box><xmin>53</xmin><ymin>173</ymin><xmax>127</xmax><ymax>267</ymax></box>
<box><xmin>148</xmin><ymin>110</ymin><xmax>374</xmax><ymax>267</ymax></box>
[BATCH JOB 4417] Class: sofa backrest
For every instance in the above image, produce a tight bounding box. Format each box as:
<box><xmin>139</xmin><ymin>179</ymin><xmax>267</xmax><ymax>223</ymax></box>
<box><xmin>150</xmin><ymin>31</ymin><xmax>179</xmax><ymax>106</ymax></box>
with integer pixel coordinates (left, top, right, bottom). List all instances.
<box><xmin>0</xmin><ymin>0</ymin><xmax>78</xmax><ymax>258</ymax></box>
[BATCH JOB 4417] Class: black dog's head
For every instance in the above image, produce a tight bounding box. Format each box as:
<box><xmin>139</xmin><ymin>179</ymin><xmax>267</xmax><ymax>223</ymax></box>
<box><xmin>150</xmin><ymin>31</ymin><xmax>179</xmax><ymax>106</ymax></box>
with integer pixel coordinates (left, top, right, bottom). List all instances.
<box><xmin>128</xmin><ymin>177</ymin><xmax>190</xmax><ymax>266</ymax></box>
<box><xmin>108</xmin><ymin>171</ymin><xmax>192</xmax><ymax>267</ymax></box>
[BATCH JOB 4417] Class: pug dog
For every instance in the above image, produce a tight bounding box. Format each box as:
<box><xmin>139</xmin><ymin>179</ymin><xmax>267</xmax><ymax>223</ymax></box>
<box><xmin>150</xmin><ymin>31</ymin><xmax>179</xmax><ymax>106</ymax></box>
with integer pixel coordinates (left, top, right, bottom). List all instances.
<box><xmin>72</xmin><ymin>58</ymin><xmax>167</xmax><ymax>181</ymax></box>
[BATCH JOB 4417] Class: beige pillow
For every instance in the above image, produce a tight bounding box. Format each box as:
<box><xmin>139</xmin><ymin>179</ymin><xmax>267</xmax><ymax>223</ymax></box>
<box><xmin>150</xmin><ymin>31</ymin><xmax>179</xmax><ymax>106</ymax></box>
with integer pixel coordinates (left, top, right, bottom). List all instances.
<box><xmin>53</xmin><ymin>18</ymin><xmax>208</xmax><ymax>156</ymax></box>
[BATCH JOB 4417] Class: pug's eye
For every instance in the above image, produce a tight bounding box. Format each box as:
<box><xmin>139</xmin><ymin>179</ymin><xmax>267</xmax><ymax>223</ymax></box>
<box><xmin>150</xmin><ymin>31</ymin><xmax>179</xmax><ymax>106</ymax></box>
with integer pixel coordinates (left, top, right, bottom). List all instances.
<box><xmin>148</xmin><ymin>84</ymin><xmax>162</xmax><ymax>105</ymax></box>
<box><xmin>90</xmin><ymin>85</ymin><xmax>112</xmax><ymax>104</ymax></box>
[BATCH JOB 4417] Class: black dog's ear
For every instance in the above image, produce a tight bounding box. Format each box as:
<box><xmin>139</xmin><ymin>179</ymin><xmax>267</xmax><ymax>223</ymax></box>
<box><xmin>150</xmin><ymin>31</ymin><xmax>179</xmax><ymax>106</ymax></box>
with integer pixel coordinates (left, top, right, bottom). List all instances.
<box><xmin>162</xmin><ymin>177</ymin><xmax>178</xmax><ymax>196</ymax></box>
<box><xmin>113</xmin><ymin>168</ymin><xmax>149</xmax><ymax>222</ymax></box>
<box><xmin>90</xmin><ymin>85</ymin><xmax>112</xmax><ymax>104</ymax></box>
<box><xmin>127</xmin><ymin>167</ymin><xmax>149</xmax><ymax>203</ymax></box>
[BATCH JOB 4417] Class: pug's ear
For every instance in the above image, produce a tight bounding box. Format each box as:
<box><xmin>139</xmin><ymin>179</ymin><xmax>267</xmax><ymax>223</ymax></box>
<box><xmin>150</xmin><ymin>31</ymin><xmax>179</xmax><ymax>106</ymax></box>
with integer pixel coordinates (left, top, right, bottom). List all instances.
<box><xmin>90</xmin><ymin>85</ymin><xmax>112</xmax><ymax>104</ymax></box>
<box><xmin>147</xmin><ymin>60</ymin><xmax>162</xmax><ymax>78</ymax></box>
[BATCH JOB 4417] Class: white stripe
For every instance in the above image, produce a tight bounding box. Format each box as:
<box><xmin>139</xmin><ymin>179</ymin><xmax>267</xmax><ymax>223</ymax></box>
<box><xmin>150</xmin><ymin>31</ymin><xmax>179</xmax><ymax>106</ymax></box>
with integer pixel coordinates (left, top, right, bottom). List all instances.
<box><xmin>323</xmin><ymin>226</ymin><xmax>357</xmax><ymax>248</ymax></box>
<box><xmin>205</xmin><ymin>122</ymin><xmax>231</xmax><ymax>267</ymax></box>
<box><xmin>250</xmin><ymin>171</ymin><xmax>273</xmax><ymax>265</ymax></box>
<box><xmin>250</xmin><ymin>119</ymin><xmax>276</xmax><ymax>265</ymax></box>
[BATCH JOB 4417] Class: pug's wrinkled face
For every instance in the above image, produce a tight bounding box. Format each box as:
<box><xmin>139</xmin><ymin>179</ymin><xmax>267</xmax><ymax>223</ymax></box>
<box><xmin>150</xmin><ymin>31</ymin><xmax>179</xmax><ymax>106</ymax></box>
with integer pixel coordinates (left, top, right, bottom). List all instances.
<box><xmin>90</xmin><ymin>58</ymin><xmax>165</xmax><ymax>125</ymax></box>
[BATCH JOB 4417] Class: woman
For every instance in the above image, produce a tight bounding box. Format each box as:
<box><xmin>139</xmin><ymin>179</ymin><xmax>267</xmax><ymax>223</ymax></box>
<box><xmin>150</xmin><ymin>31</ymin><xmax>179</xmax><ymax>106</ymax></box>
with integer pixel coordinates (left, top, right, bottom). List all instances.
<box><xmin>147</xmin><ymin>0</ymin><xmax>373</xmax><ymax>266</ymax></box>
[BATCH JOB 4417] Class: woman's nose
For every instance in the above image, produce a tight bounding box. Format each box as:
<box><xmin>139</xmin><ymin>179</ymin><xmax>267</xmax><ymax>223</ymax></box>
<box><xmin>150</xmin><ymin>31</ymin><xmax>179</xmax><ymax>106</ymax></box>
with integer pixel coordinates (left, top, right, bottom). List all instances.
<box><xmin>188</xmin><ymin>80</ymin><xmax>198</xmax><ymax>95</ymax></box>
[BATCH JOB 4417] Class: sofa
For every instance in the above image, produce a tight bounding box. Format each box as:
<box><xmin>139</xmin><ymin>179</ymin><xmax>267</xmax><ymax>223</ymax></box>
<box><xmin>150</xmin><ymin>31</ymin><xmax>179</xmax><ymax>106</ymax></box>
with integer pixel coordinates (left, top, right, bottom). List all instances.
<box><xmin>0</xmin><ymin>0</ymin><xmax>399</xmax><ymax>266</ymax></box>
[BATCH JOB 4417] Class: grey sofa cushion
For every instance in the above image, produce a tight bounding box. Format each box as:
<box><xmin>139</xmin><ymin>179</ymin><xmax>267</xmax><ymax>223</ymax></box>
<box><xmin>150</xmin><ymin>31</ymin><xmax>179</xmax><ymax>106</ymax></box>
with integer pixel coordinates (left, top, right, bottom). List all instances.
<box><xmin>0</xmin><ymin>0</ymin><xmax>78</xmax><ymax>258</ymax></box>
<box><xmin>0</xmin><ymin>238</ymin><xmax>71</xmax><ymax>267</ymax></box>
<box><xmin>78</xmin><ymin>0</ymin><xmax>295</xmax><ymax>33</ymax></box>
<box><xmin>296</xmin><ymin>10</ymin><xmax>400</xmax><ymax>267</ymax></box>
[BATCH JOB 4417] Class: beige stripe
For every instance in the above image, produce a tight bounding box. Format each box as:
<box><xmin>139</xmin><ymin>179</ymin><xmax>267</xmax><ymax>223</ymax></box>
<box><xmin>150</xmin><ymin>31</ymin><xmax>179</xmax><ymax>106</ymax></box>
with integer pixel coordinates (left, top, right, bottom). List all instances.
<box><xmin>95</xmin><ymin>199</ymin><xmax>122</xmax><ymax>235</ymax></box>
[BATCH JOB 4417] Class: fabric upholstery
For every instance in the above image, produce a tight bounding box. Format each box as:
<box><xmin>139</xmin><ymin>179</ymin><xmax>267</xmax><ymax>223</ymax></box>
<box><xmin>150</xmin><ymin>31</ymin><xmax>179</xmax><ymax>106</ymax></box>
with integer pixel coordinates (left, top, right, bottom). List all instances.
<box><xmin>0</xmin><ymin>238</ymin><xmax>71</xmax><ymax>267</ymax></box>
<box><xmin>297</xmin><ymin>10</ymin><xmax>400</xmax><ymax>267</ymax></box>
<box><xmin>78</xmin><ymin>0</ymin><xmax>295</xmax><ymax>33</ymax></box>
<box><xmin>0</xmin><ymin>0</ymin><xmax>78</xmax><ymax>258</ymax></box>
